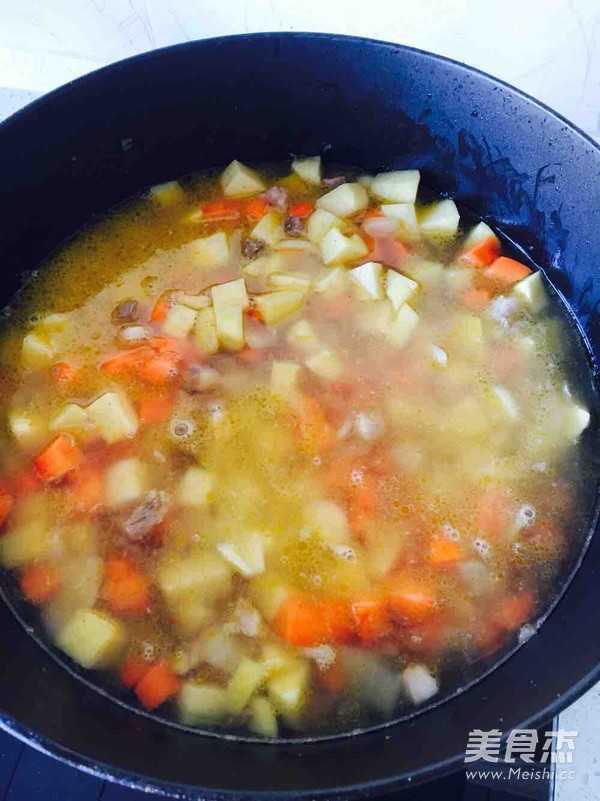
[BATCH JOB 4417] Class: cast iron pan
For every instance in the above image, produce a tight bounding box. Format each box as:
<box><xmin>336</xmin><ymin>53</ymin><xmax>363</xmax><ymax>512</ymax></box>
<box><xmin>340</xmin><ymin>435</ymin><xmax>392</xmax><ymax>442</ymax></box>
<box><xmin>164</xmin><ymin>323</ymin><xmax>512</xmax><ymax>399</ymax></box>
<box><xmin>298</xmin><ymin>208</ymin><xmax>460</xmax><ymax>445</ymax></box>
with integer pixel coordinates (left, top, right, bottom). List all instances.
<box><xmin>0</xmin><ymin>32</ymin><xmax>599</xmax><ymax>799</ymax></box>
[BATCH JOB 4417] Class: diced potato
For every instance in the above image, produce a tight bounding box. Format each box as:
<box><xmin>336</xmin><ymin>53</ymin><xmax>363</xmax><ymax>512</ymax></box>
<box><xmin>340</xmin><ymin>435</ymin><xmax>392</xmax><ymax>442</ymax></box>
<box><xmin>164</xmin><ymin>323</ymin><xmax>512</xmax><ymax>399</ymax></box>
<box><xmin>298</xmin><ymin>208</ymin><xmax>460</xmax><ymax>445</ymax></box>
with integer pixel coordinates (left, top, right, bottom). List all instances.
<box><xmin>215</xmin><ymin>305</ymin><xmax>244</xmax><ymax>351</ymax></box>
<box><xmin>162</xmin><ymin>304</ymin><xmax>197</xmax><ymax>339</ymax></box>
<box><xmin>305</xmin><ymin>349</ymin><xmax>343</xmax><ymax>380</ymax></box>
<box><xmin>291</xmin><ymin>155</ymin><xmax>321</xmax><ymax>185</ymax></box>
<box><xmin>386</xmin><ymin>270</ymin><xmax>418</xmax><ymax>310</ymax></box>
<box><xmin>21</xmin><ymin>332</ymin><xmax>55</xmax><ymax>368</ymax></box>
<box><xmin>420</xmin><ymin>199</ymin><xmax>460</xmax><ymax>236</ymax></box>
<box><xmin>177</xmin><ymin>467</ymin><xmax>215</xmax><ymax>507</ymax></box>
<box><xmin>221</xmin><ymin>160</ymin><xmax>265</xmax><ymax>197</ymax></box>
<box><xmin>403</xmin><ymin>260</ymin><xmax>444</xmax><ymax>287</ymax></box>
<box><xmin>250</xmin><ymin>210</ymin><xmax>284</xmax><ymax>246</ymax></box>
<box><xmin>268</xmin><ymin>273</ymin><xmax>311</xmax><ymax>291</ymax></box>
<box><xmin>444</xmin><ymin>267</ymin><xmax>473</xmax><ymax>292</ymax></box>
<box><xmin>267</xmin><ymin>660</ymin><xmax>310</xmax><ymax>722</ymax></box>
<box><xmin>212</xmin><ymin>278</ymin><xmax>248</xmax><ymax>310</ymax></box>
<box><xmin>370</xmin><ymin>170</ymin><xmax>420</xmax><ymax>203</ymax></box>
<box><xmin>198</xmin><ymin>629</ymin><xmax>243</xmax><ymax>674</ymax></box>
<box><xmin>179</xmin><ymin>683</ymin><xmax>229</xmax><ymax>724</ymax></box>
<box><xmin>249</xmin><ymin>696</ymin><xmax>278</xmax><ymax>738</ymax></box>
<box><xmin>357</xmin><ymin>174</ymin><xmax>374</xmax><ymax>188</ymax></box>
<box><xmin>0</xmin><ymin>519</ymin><xmax>53</xmax><ymax>568</ymax></box>
<box><xmin>189</xmin><ymin>231</ymin><xmax>230</xmax><ymax>267</ymax></box>
<box><xmin>402</xmin><ymin>664</ymin><xmax>439</xmax><ymax>705</ymax></box>
<box><xmin>445</xmin><ymin>397</ymin><xmax>490</xmax><ymax>438</ymax></box>
<box><xmin>320</xmin><ymin>229</ymin><xmax>368</xmax><ymax>266</ymax></box>
<box><xmin>49</xmin><ymin>403</ymin><xmax>89</xmax><ymax>434</ymax></box>
<box><xmin>387</xmin><ymin>304</ymin><xmax>419</xmax><ymax>348</ymax></box>
<box><xmin>349</xmin><ymin>261</ymin><xmax>385</xmax><ymax>301</ymax></box>
<box><xmin>286</xmin><ymin>319</ymin><xmax>319</xmax><ymax>352</ymax></box>
<box><xmin>46</xmin><ymin>555</ymin><xmax>103</xmax><ymax>633</ymax></box>
<box><xmin>86</xmin><ymin>392</ymin><xmax>138</xmax><ymax>444</ymax></box>
<box><xmin>8</xmin><ymin>409</ymin><xmax>46</xmax><ymax>446</ymax></box>
<box><xmin>306</xmin><ymin>499</ymin><xmax>350</xmax><ymax>547</ymax></box>
<box><xmin>194</xmin><ymin>308</ymin><xmax>219</xmax><ymax>356</ymax></box>
<box><xmin>227</xmin><ymin>657</ymin><xmax>265</xmax><ymax>714</ymax></box>
<box><xmin>491</xmin><ymin>385</ymin><xmax>520</xmax><ymax>420</ymax></box>
<box><xmin>271</xmin><ymin>360</ymin><xmax>301</xmax><ymax>397</ymax></box>
<box><xmin>249</xmin><ymin>575</ymin><xmax>290</xmax><ymax>621</ymax></box>
<box><xmin>381</xmin><ymin>203</ymin><xmax>418</xmax><ymax>230</ymax></box>
<box><xmin>260</xmin><ymin>642</ymin><xmax>295</xmax><ymax>677</ymax></box>
<box><xmin>158</xmin><ymin>553</ymin><xmax>232</xmax><ymax>603</ymax></box>
<box><xmin>255</xmin><ymin>290</ymin><xmax>306</xmax><ymax>325</ymax></box>
<box><xmin>217</xmin><ymin>533</ymin><xmax>265</xmax><ymax>577</ymax></box>
<box><xmin>355</xmin><ymin>299</ymin><xmax>395</xmax><ymax>336</ymax></box>
<box><xmin>563</xmin><ymin>401</ymin><xmax>591</xmax><ymax>440</ymax></box>
<box><xmin>180</xmin><ymin>293</ymin><xmax>210</xmax><ymax>311</ymax></box>
<box><xmin>306</xmin><ymin>209</ymin><xmax>344</xmax><ymax>244</ymax></box>
<box><xmin>171</xmin><ymin>598</ymin><xmax>214</xmax><ymax>638</ymax></box>
<box><xmin>105</xmin><ymin>457</ymin><xmax>145</xmax><ymax>507</ymax></box>
<box><xmin>462</xmin><ymin>221</ymin><xmax>498</xmax><ymax>250</ymax></box>
<box><xmin>57</xmin><ymin>609</ymin><xmax>127</xmax><ymax>669</ymax></box>
<box><xmin>38</xmin><ymin>313</ymin><xmax>68</xmax><ymax>334</ymax></box>
<box><xmin>242</xmin><ymin>251</ymin><xmax>287</xmax><ymax>277</ymax></box>
<box><xmin>513</xmin><ymin>271</ymin><xmax>547</xmax><ymax>313</ymax></box>
<box><xmin>149</xmin><ymin>180</ymin><xmax>185</xmax><ymax>207</ymax></box>
<box><xmin>316</xmin><ymin>183</ymin><xmax>368</xmax><ymax>218</ymax></box>
<box><xmin>451</xmin><ymin>314</ymin><xmax>483</xmax><ymax>355</ymax></box>
<box><xmin>314</xmin><ymin>267</ymin><xmax>348</xmax><ymax>294</ymax></box>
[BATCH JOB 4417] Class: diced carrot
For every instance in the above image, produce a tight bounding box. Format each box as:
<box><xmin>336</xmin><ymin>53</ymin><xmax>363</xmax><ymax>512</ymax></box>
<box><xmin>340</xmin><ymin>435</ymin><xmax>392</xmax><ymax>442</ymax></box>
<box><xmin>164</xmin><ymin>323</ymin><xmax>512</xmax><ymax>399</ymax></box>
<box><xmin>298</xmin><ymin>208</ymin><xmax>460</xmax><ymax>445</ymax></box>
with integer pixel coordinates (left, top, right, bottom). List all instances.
<box><xmin>388</xmin><ymin>579</ymin><xmax>435</xmax><ymax>625</ymax></box>
<box><xmin>69</xmin><ymin>465</ymin><xmax>104</xmax><ymax>512</ymax></box>
<box><xmin>134</xmin><ymin>661</ymin><xmax>181</xmax><ymax>710</ymax></box>
<box><xmin>120</xmin><ymin>652</ymin><xmax>153</xmax><ymax>690</ymax></box>
<box><xmin>244</xmin><ymin>197</ymin><xmax>269</xmax><ymax>220</ymax></box>
<box><xmin>370</xmin><ymin>237</ymin><xmax>409</xmax><ymax>268</ymax></box>
<box><xmin>362</xmin><ymin>206</ymin><xmax>383</xmax><ymax>219</ymax></box>
<box><xmin>322</xmin><ymin>599</ymin><xmax>355</xmax><ymax>643</ymax></box>
<box><xmin>294</xmin><ymin>397</ymin><xmax>336</xmax><ymax>456</ymax></box>
<box><xmin>0</xmin><ymin>493</ymin><xmax>13</xmax><ymax>527</ymax></box>
<box><xmin>352</xmin><ymin>596</ymin><xmax>390</xmax><ymax>643</ymax></box>
<box><xmin>273</xmin><ymin>594</ymin><xmax>328</xmax><ymax>647</ymax></box>
<box><xmin>100</xmin><ymin>347</ymin><xmax>153</xmax><ymax>377</ymax></box>
<box><xmin>149</xmin><ymin>293</ymin><xmax>173</xmax><ymax>323</ymax></box>
<box><xmin>485</xmin><ymin>257</ymin><xmax>532</xmax><ymax>287</ymax></box>
<box><xmin>50</xmin><ymin>361</ymin><xmax>79</xmax><ymax>385</ymax></box>
<box><xmin>20</xmin><ymin>563</ymin><xmax>62</xmax><ymax>604</ymax></box>
<box><xmin>34</xmin><ymin>434</ymin><xmax>81</xmax><ymax>483</ymax></box>
<box><xmin>199</xmin><ymin>198</ymin><xmax>241</xmax><ymax>221</ymax></box>
<box><xmin>101</xmin><ymin>556</ymin><xmax>150</xmax><ymax>616</ymax></box>
<box><xmin>12</xmin><ymin>466</ymin><xmax>42</xmax><ymax>498</ymax></box>
<box><xmin>475</xmin><ymin>489</ymin><xmax>514</xmax><ymax>539</ymax></box>
<box><xmin>246</xmin><ymin>302</ymin><xmax>263</xmax><ymax>323</ymax></box>
<box><xmin>138</xmin><ymin>394</ymin><xmax>175</xmax><ymax>425</ymax></box>
<box><xmin>317</xmin><ymin>660</ymin><xmax>347</xmax><ymax>693</ymax></box>
<box><xmin>460</xmin><ymin>237</ymin><xmax>500</xmax><ymax>268</ymax></box>
<box><xmin>430</xmin><ymin>537</ymin><xmax>463</xmax><ymax>566</ymax></box>
<box><xmin>494</xmin><ymin>592</ymin><xmax>534</xmax><ymax>632</ymax></box>
<box><xmin>238</xmin><ymin>346</ymin><xmax>264</xmax><ymax>364</ymax></box>
<box><xmin>140</xmin><ymin>352</ymin><xmax>181</xmax><ymax>385</ymax></box>
<box><xmin>460</xmin><ymin>288</ymin><xmax>490</xmax><ymax>313</ymax></box>
<box><xmin>361</xmin><ymin>232</ymin><xmax>375</xmax><ymax>253</ymax></box>
<box><xmin>289</xmin><ymin>201</ymin><xmax>315</xmax><ymax>219</ymax></box>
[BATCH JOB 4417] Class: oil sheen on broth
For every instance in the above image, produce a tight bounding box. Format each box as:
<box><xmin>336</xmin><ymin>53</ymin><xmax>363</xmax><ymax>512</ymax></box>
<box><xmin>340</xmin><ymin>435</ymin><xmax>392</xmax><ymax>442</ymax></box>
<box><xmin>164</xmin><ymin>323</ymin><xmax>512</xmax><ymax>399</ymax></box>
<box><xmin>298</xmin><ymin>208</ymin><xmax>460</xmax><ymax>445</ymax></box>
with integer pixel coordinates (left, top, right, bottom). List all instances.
<box><xmin>0</xmin><ymin>158</ymin><xmax>595</xmax><ymax>738</ymax></box>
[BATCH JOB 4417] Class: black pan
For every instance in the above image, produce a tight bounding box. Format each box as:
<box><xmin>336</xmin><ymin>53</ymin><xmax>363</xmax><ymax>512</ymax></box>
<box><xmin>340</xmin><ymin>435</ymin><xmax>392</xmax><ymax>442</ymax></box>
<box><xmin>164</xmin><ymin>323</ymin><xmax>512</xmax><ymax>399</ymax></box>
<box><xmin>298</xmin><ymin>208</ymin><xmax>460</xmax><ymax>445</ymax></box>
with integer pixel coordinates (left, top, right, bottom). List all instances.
<box><xmin>0</xmin><ymin>32</ymin><xmax>599</xmax><ymax>799</ymax></box>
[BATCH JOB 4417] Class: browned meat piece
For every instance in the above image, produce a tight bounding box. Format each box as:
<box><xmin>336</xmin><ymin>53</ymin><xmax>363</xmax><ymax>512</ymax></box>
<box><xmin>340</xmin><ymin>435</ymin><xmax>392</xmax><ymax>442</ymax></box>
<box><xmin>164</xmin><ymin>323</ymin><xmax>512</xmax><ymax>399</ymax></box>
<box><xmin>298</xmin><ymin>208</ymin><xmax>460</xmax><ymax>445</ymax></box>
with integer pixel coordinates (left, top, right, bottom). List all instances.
<box><xmin>322</xmin><ymin>175</ymin><xmax>346</xmax><ymax>189</ymax></box>
<box><xmin>242</xmin><ymin>237</ymin><xmax>266</xmax><ymax>260</ymax></box>
<box><xmin>283</xmin><ymin>215</ymin><xmax>304</xmax><ymax>236</ymax></box>
<box><xmin>261</xmin><ymin>185</ymin><xmax>289</xmax><ymax>212</ymax></box>
<box><xmin>111</xmin><ymin>298</ymin><xmax>140</xmax><ymax>324</ymax></box>
<box><xmin>122</xmin><ymin>490</ymin><xmax>170</xmax><ymax>542</ymax></box>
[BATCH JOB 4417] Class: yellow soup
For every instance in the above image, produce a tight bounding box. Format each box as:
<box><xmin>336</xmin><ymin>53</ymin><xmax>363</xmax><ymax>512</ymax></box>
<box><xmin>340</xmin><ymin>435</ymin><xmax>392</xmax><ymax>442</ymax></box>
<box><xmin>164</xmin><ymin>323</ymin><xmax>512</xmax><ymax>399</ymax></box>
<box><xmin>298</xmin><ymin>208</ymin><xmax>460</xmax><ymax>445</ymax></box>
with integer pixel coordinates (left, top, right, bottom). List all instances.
<box><xmin>0</xmin><ymin>158</ymin><xmax>594</xmax><ymax>737</ymax></box>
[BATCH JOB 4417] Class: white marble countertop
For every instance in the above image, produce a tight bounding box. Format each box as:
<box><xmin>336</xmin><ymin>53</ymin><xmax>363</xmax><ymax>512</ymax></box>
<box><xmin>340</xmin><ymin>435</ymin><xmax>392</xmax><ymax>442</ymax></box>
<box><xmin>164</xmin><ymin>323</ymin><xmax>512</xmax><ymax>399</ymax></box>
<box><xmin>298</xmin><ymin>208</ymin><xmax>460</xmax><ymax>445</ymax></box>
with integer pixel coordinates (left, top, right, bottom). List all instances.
<box><xmin>0</xmin><ymin>2</ymin><xmax>598</xmax><ymax>799</ymax></box>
